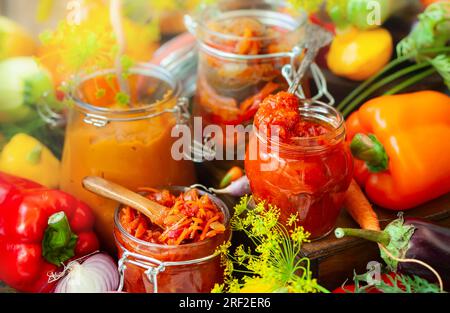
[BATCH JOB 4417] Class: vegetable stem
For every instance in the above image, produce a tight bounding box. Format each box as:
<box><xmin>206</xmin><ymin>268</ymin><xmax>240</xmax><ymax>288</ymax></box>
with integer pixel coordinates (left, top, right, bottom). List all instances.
<box><xmin>110</xmin><ymin>0</ymin><xmax>129</xmax><ymax>97</ymax></box>
<box><xmin>335</xmin><ymin>227</ymin><xmax>391</xmax><ymax>246</ymax></box>
<box><xmin>42</xmin><ymin>211</ymin><xmax>78</xmax><ymax>266</ymax></box>
<box><xmin>350</xmin><ymin>133</ymin><xmax>389</xmax><ymax>173</ymax></box>
<box><xmin>337</xmin><ymin>55</ymin><xmax>411</xmax><ymax>110</ymax></box>
<box><xmin>338</xmin><ymin>46</ymin><xmax>450</xmax><ymax>112</ymax></box>
<box><xmin>384</xmin><ymin>68</ymin><xmax>436</xmax><ymax>95</ymax></box>
<box><xmin>342</xmin><ymin>62</ymin><xmax>432</xmax><ymax>117</ymax></box>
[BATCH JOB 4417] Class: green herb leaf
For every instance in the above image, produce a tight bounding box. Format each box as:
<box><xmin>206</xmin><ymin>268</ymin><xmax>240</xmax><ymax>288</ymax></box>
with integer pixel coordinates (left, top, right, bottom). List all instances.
<box><xmin>115</xmin><ymin>92</ymin><xmax>130</xmax><ymax>106</ymax></box>
<box><xmin>397</xmin><ymin>2</ymin><xmax>450</xmax><ymax>60</ymax></box>
<box><xmin>95</xmin><ymin>88</ymin><xmax>106</xmax><ymax>99</ymax></box>
<box><xmin>351</xmin><ymin>271</ymin><xmax>442</xmax><ymax>293</ymax></box>
<box><xmin>215</xmin><ymin>196</ymin><xmax>327</xmax><ymax>293</ymax></box>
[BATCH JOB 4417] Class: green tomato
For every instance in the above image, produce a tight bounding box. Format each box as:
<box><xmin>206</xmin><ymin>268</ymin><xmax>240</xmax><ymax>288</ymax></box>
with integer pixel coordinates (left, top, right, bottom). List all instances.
<box><xmin>0</xmin><ymin>57</ymin><xmax>55</xmax><ymax>123</ymax></box>
<box><xmin>328</xmin><ymin>4</ymin><xmax>349</xmax><ymax>29</ymax></box>
<box><xmin>347</xmin><ymin>0</ymin><xmax>391</xmax><ymax>30</ymax></box>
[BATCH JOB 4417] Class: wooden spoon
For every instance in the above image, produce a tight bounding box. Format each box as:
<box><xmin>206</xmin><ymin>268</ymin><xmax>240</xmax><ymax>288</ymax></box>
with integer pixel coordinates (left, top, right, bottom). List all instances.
<box><xmin>82</xmin><ymin>176</ymin><xmax>169</xmax><ymax>229</ymax></box>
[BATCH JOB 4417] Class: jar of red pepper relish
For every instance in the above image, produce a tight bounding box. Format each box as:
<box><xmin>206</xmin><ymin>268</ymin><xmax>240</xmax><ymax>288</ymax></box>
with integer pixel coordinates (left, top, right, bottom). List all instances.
<box><xmin>114</xmin><ymin>187</ymin><xmax>231</xmax><ymax>293</ymax></box>
<box><xmin>245</xmin><ymin>92</ymin><xmax>353</xmax><ymax>239</ymax></box>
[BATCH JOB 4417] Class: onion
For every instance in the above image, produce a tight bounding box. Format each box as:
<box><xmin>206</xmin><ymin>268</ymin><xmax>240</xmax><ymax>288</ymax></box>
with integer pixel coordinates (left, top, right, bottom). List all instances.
<box><xmin>210</xmin><ymin>176</ymin><xmax>251</xmax><ymax>197</ymax></box>
<box><xmin>54</xmin><ymin>253</ymin><xmax>119</xmax><ymax>293</ymax></box>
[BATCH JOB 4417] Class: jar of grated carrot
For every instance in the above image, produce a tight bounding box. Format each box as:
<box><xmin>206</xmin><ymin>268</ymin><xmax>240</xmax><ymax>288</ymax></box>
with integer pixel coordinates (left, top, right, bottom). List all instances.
<box><xmin>114</xmin><ymin>187</ymin><xmax>231</xmax><ymax>293</ymax></box>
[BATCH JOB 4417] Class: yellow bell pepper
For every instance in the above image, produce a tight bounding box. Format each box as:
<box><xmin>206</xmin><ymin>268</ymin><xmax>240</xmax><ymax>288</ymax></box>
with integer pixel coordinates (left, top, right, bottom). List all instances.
<box><xmin>327</xmin><ymin>27</ymin><xmax>393</xmax><ymax>81</ymax></box>
<box><xmin>0</xmin><ymin>133</ymin><xmax>60</xmax><ymax>188</ymax></box>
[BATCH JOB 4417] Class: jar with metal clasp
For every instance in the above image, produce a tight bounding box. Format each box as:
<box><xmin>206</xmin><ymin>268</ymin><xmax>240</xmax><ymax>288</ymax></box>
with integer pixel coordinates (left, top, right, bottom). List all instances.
<box><xmin>60</xmin><ymin>64</ymin><xmax>197</xmax><ymax>252</ymax></box>
<box><xmin>114</xmin><ymin>186</ymin><xmax>231</xmax><ymax>293</ymax></box>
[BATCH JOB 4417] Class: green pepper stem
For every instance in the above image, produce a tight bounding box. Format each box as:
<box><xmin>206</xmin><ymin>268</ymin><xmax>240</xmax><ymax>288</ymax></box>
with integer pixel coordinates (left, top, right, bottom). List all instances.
<box><xmin>42</xmin><ymin>211</ymin><xmax>78</xmax><ymax>266</ymax></box>
<box><xmin>335</xmin><ymin>228</ymin><xmax>391</xmax><ymax>246</ymax></box>
<box><xmin>350</xmin><ymin>133</ymin><xmax>389</xmax><ymax>173</ymax></box>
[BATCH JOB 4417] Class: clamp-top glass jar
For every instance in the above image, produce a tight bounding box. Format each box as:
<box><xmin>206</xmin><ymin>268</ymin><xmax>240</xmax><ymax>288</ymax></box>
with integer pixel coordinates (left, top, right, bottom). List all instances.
<box><xmin>60</xmin><ymin>65</ymin><xmax>196</xmax><ymax>251</ymax></box>
<box><xmin>114</xmin><ymin>187</ymin><xmax>231</xmax><ymax>293</ymax></box>
<box><xmin>186</xmin><ymin>0</ymin><xmax>308</xmax><ymax>160</ymax></box>
<box><xmin>245</xmin><ymin>99</ymin><xmax>353</xmax><ymax>239</ymax></box>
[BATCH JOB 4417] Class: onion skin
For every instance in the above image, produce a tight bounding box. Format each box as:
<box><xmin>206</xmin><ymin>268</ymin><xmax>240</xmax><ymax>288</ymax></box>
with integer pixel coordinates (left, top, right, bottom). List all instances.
<box><xmin>211</xmin><ymin>176</ymin><xmax>251</xmax><ymax>197</ymax></box>
<box><xmin>54</xmin><ymin>253</ymin><xmax>119</xmax><ymax>293</ymax></box>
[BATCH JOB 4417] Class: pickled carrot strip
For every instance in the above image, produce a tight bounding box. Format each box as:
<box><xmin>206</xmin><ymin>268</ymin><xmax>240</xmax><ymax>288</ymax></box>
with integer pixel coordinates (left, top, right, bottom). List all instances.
<box><xmin>120</xmin><ymin>188</ymin><xmax>225</xmax><ymax>245</ymax></box>
<box><xmin>200</xmin><ymin>216</ymin><xmax>220</xmax><ymax>241</ymax></box>
<box><xmin>240</xmin><ymin>82</ymin><xmax>280</xmax><ymax>113</ymax></box>
<box><xmin>205</xmin><ymin>230</ymin><xmax>218</xmax><ymax>239</ymax></box>
<box><xmin>135</xmin><ymin>222</ymin><xmax>147</xmax><ymax>239</ymax></box>
<box><xmin>175</xmin><ymin>228</ymin><xmax>190</xmax><ymax>246</ymax></box>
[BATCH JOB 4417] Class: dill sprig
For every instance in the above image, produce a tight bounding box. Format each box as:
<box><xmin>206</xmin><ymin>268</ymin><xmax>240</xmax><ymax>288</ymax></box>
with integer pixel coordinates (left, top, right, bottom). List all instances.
<box><xmin>212</xmin><ymin>196</ymin><xmax>328</xmax><ymax>293</ymax></box>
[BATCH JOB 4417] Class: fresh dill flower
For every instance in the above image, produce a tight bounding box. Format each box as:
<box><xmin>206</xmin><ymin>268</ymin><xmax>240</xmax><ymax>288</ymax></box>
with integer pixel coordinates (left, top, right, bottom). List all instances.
<box><xmin>287</xmin><ymin>213</ymin><xmax>299</xmax><ymax>227</ymax></box>
<box><xmin>214</xmin><ymin>196</ymin><xmax>328</xmax><ymax>293</ymax></box>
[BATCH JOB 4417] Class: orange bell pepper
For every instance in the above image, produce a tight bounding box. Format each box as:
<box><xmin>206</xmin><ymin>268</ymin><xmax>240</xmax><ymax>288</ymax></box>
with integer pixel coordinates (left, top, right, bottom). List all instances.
<box><xmin>346</xmin><ymin>91</ymin><xmax>450</xmax><ymax>210</ymax></box>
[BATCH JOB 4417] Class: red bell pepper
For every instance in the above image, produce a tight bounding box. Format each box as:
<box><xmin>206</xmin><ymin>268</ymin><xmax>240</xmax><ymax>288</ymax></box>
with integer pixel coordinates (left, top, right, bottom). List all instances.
<box><xmin>0</xmin><ymin>172</ymin><xmax>99</xmax><ymax>293</ymax></box>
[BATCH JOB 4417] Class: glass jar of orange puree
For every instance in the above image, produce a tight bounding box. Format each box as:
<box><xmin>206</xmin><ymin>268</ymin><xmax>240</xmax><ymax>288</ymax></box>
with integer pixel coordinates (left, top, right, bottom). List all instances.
<box><xmin>60</xmin><ymin>64</ymin><xmax>196</xmax><ymax>252</ymax></box>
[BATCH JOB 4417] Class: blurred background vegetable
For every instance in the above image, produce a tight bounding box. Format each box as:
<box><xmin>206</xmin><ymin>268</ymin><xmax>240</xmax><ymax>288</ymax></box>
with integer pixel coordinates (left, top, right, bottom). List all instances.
<box><xmin>0</xmin><ymin>56</ymin><xmax>64</xmax><ymax>157</ymax></box>
<box><xmin>0</xmin><ymin>15</ymin><xmax>37</xmax><ymax>60</ymax></box>
<box><xmin>0</xmin><ymin>133</ymin><xmax>60</xmax><ymax>188</ymax></box>
<box><xmin>338</xmin><ymin>2</ymin><xmax>450</xmax><ymax>115</ymax></box>
<box><xmin>327</xmin><ymin>27</ymin><xmax>393</xmax><ymax>81</ymax></box>
<box><xmin>0</xmin><ymin>57</ymin><xmax>57</xmax><ymax>123</ymax></box>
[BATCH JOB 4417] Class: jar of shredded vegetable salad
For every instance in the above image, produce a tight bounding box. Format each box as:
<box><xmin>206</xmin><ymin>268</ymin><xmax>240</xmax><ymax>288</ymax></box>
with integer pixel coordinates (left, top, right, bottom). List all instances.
<box><xmin>185</xmin><ymin>0</ymin><xmax>309</xmax><ymax>163</ymax></box>
<box><xmin>114</xmin><ymin>187</ymin><xmax>231</xmax><ymax>293</ymax></box>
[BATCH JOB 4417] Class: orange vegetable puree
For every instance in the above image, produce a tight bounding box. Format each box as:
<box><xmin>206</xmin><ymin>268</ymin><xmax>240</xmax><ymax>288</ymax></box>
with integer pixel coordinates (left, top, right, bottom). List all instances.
<box><xmin>60</xmin><ymin>95</ymin><xmax>196</xmax><ymax>252</ymax></box>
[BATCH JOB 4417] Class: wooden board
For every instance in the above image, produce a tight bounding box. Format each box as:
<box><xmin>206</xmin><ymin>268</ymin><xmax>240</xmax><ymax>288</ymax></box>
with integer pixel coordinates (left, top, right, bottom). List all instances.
<box><xmin>303</xmin><ymin>193</ymin><xmax>450</xmax><ymax>290</ymax></box>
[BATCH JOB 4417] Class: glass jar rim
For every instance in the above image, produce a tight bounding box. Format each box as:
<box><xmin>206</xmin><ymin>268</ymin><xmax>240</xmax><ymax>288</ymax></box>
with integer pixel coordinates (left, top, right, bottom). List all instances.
<box><xmin>188</xmin><ymin>1</ymin><xmax>307</xmax><ymax>59</ymax></box>
<box><xmin>70</xmin><ymin>64</ymin><xmax>182</xmax><ymax>116</ymax></box>
<box><xmin>114</xmin><ymin>186</ymin><xmax>231</xmax><ymax>250</ymax></box>
<box><xmin>254</xmin><ymin>101</ymin><xmax>346</xmax><ymax>154</ymax></box>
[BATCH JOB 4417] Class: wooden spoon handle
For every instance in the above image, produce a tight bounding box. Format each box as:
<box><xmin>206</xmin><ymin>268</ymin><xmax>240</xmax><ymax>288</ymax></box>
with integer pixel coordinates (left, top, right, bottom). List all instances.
<box><xmin>82</xmin><ymin>176</ymin><xmax>167</xmax><ymax>227</ymax></box>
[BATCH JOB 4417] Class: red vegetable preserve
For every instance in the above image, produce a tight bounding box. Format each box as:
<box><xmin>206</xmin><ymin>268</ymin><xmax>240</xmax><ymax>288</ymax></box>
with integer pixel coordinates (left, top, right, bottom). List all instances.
<box><xmin>245</xmin><ymin>92</ymin><xmax>353</xmax><ymax>239</ymax></box>
<box><xmin>114</xmin><ymin>187</ymin><xmax>230</xmax><ymax>293</ymax></box>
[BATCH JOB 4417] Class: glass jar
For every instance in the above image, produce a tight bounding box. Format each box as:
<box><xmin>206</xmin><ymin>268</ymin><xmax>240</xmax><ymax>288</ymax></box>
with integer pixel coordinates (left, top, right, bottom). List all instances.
<box><xmin>60</xmin><ymin>65</ymin><xmax>196</xmax><ymax>252</ymax></box>
<box><xmin>245</xmin><ymin>101</ymin><xmax>353</xmax><ymax>239</ymax></box>
<box><xmin>114</xmin><ymin>187</ymin><xmax>231</xmax><ymax>293</ymax></box>
<box><xmin>186</xmin><ymin>0</ymin><xmax>309</xmax><ymax>163</ymax></box>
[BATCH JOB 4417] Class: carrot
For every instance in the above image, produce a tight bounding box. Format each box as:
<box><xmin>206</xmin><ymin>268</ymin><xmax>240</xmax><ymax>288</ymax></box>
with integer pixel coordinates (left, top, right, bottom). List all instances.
<box><xmin>175</xmin><ymin>228</ymin><xmax>190</xmax><ymax>246</ymax></box>
<box><xmin>200</xmin><ymin>215</ymin><xmax>220</xmax><ymax>241</ymax></box>
<box><xmin>220</xmin><ymin>166</ymin><xmax>244</xmax><ymax>188</ymax></box>
<box><xmin>343</xmin><ymin>179</ymin><xmax>380</xmax><ymax>231</ymax></box>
